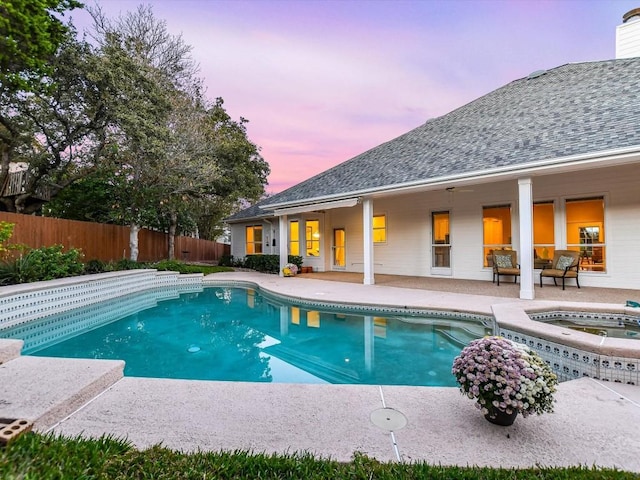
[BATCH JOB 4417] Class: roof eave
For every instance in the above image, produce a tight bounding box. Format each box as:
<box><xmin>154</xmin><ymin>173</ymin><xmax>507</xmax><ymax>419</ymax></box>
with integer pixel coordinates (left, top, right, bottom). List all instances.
<box><xmin>261</xmin><ymin>145</ymin><xmax>640</xmax><ymax>210</ymax></box>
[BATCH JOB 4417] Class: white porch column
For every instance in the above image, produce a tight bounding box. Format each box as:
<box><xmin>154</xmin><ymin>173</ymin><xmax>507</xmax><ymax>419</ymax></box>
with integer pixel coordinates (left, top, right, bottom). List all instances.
<box><xmin>279</xmin><ymin>305</ymin><xmax>289</xmax><ymax>336</ymax></box>
<box><xmin>518</xmin><ymin>178</ymin><xmax>535</xmax><ymax>300</ymax></box>
<box><xmin>278</xmin><ymin>214</ymin><xmax>288</xmax><ymax>277</ymax></box>
<box><xmin>363</xmin><ymin>315</ymin><xmax>374</xmax><ymax>374</ymax></box>
<box><xmin>362</xmin><ymin>198</ymin><xmax>374</xmax><ymax>285</ymax></box>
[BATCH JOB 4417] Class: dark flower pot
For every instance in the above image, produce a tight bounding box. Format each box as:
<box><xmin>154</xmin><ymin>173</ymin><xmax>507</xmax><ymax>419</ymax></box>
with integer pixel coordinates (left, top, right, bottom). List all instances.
<box><xmin>484</xmin><ymin>408</ymin><xmax>517</xmax><ymax>426</ymax></box>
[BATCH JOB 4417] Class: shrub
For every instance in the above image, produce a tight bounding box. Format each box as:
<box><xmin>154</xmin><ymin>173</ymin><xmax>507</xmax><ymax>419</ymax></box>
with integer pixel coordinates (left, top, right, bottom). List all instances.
<box><xmin>0</xmin><ymin>245</ymin><xmax>84</xmax><ymax>285</ymax></box>
<box><xmin>243</xmin><ymin>255</ymin><xmax>303</xmax><ymax>274</ymax></box>
<box><xmin>288</xmin><ymin>255</ymin><xmax>303</xmax><ymax>270</ymax></box>
<box><xmin>84</xmin><ymin>259</ymin><xmax>108</xmax><ymax>274</ymax></box>
<box><xmin>243</xmin><ymin>254</ymin><xmax>279</xmax><ymax>273</ymax></box>
<box><xmin>0</xmin><ymin>254</ymin><xmax>39</xmax><ymax>285</ymax></box>
<box><xmin>26</xmin><ymin>245</ymin><xmax>84</xmax><ymax>281</ymax></box>
<box><xmin>0</xmin><ymin>221</ymin><xmax>15</xmax><ymax>257</ymax></box>
<box><xmin>218</xmin><ymin>254</ymin><xmax>234</xmax><ymax>267</ymax></box>
<box><xmin>112</xmin><ymin>259</ymin><xmax>149</xmax><ymax>271</ymax></box>
<box><xmin>154</xmin><ymin>259</ymin><xmax>188</xmax><ymax>273</ymax></box>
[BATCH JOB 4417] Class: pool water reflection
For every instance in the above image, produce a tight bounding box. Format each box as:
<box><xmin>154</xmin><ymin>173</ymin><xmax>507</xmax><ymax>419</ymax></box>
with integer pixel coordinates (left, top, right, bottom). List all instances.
<box><xmin>1</xmin><ymin>287</ymin><xmax>491</xmax><ymax>386</ymax></box>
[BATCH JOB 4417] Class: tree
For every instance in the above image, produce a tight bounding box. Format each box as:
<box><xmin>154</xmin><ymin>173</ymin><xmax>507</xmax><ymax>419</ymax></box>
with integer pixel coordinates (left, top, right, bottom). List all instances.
<box><xmin>0</xmin><ymin>33</ymin><xmax>114</xmax><ymax>213</ymax></box>
<box><xmin>5</xmin><ymin>3</ymin><xmax>269</xmax><ymax>262</ymax></box>
<box><xmin>88</xmin><ymin>5</ymin><xmax>194</xmax><ymax>261</ymax></box>
<box><xmin>89</xmin><ymin>5</ymin><xmax>269</xmax><ymax>261</ymax></box>
<box><xmin>0</xmin><ymin>0</ymin><xmax>82</xmax><ymax>91</ymax></box>
<box><xmin>44</xmin><ymin>165</ymin><xmax>120</xmax><ymax>222</ymax></box>
<box><xmin>156</xmin><ymin>95</ymin><xmax>269</xmax><ymax>258</ymax></box>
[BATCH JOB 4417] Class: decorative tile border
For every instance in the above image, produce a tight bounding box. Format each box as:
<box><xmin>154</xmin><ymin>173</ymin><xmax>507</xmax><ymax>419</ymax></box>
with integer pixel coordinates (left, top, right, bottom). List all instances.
<box><xmin>203</xmin><ymin>279</ymin><xmax>494</xmax><ymax>326</ymax></box>
<box><xmin>498</xmin><ymin>326</ymin><xmax>639</xmax><ymax>385</ymax></box>
<box><xmin>493</xmin><ymin>302</ymin><xmax>640</xmax><ymax>386</ymax></box>
<box><xmin>3</xmin><ymin>273</ymin><xmax>639</xmax><ymax>386</ymax></box>
<box><xmin>2</xmin><ymin>290</ymin><xmax>161</xmax><ymax>353</ymax></box>
<box><xmin>0</xmin><ymin>271</ymin><xmax>204</xmax><ymax>331</ymax></box>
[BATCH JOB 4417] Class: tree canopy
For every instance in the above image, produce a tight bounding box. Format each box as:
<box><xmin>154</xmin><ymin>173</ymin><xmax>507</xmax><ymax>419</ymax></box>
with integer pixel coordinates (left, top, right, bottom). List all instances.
<box><xmin>0</xmin><ymin>0</ymin><xmax>82</xmax><ymax>90</ymax></box>
<box><xmin>2</xmin><ymin>3</ymin><xmax>270</xmax><ymax>259</ymax></box>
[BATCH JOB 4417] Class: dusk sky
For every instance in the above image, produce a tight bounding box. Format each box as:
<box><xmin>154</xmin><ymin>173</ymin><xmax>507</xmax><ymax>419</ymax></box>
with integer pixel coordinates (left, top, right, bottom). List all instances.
<box><xmin>70</xmin><ymin>0</ymin><xmax>639</xmax><ymax>194</ymax></box>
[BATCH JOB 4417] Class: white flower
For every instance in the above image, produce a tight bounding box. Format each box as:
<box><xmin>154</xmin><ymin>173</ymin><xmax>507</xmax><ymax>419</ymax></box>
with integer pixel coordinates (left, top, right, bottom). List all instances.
<box><xmin>451</xmin><ymin>336</ymin><xmax>557</xmax><ymax>417</ymax></box>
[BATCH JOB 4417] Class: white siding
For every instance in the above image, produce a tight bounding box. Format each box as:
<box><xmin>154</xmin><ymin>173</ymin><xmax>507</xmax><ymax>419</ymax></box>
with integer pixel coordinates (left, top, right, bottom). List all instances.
<box><xmin>229</xmin><ymin>224</ymin><xmax>246</xmax><ymax>259</ymax></box>
<box><xmin>616</xmin><ymin>18</ymin><xmax>640</xmax><ymax>59</ymax></box>
<box><xmin>230</xmin><ymin>164</ymin><xmax>640</xmax><ymax>289</ymax></box>
<box><xmin>229</xmin><ymin>218</ymin><xmax>281</xmax><ymax>260</ymax></box>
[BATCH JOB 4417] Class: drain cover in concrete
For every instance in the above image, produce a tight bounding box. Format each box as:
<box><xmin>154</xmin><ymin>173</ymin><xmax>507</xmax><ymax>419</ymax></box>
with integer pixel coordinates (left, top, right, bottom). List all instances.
<box><xmin>0</xmin><ymin>418</ymin><xmax>33</xmax><ymax>445</ymax></box>
<box><xmin>370</xmin><ymin>407</ymin><xmax>407</xmax><ymax>431</ymax></box>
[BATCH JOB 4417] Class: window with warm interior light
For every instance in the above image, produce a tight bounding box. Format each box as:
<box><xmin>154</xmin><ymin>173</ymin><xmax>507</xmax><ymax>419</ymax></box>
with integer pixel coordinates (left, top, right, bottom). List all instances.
<box><xmin>483</xmin><ymin>205</ymin><xmax>511</xmax><ymax>267</ymax></box>
<box><xmin>291</xmin><ymin>306</ymin><xmax>300</xmax><ymax>325</ymax></box>
<box><xmin>566</xmin><ymin>197</ymin><xmax>606</xmax><ymax>272</ymax></box>
<box><xmin>533</xmin><ymin>202</ymin><xmax>555</xmax><ymax>266</ymax></box>
<box><xmin>289</xmin><ymin>221</ymin><xmax>299</xmax><ymax>256</ymax></box>
<box><xmin>245</xmin><ymin>225</ymin><xmax>262</xmax><ymax>254</ymax></box>
<box><xmin>373</xmin><ymin>215</ymin><xmax>386</xmax><ymax>243</ymax></box>
<box><xmin>374</xmin><ymin>317</ymin><xmax>387</xmax><ymax>338</ymax></box>
<box><xmin>307</xmin><ymin>310</ymin><xmax>320</xmax><ymax>328</ymax></box>
<box><xmin>432</xmin><ymin>211</ymin><xmax>450</xmax><ymax>268</ymax></box>
<box><xmin>246</xmin><ymin>289</ymin><xmax>255</xmax><ymax>308</ymax></box>
<box><xmin>306</xmin><ymin>220</ymin><xmax>320</xmax><ymax>256</ymax></box>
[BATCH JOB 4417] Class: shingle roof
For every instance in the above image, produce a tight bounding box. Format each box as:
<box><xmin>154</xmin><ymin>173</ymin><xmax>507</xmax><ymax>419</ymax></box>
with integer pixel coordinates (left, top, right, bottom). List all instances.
<box><xmin>230</xmin><ymin>58</ymin><xmax>640</xmax><ymax>220</ymax></box>
<box><xmin>226</xmin><ymin>197</ymin><xmax>276</xmax><ymax>222</ymax></box>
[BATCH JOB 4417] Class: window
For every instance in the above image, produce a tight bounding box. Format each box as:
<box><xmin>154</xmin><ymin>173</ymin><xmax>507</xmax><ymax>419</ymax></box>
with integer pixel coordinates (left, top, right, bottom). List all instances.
<box><xmin>432</xmin><ymin>211</ymin><xmax>450</xmax><ymax>268</ymax></box>
<box><xmin>483</xmin><ymin>205</ymin><xmax>511</xmax><ymax>267</ymax></box>
<box><xmin>305</xmin><ymin>220</ymin><xmax>320</xmax><ymax>256</ymax></box>
<box><xmin>566</xmin><ymin>197</ymin><xmax>605</xmax><ymax>271</ymax></box>
<box><xmin>307</xmin><ymin>310</ymin><xmax>320</xmax><ymax>328</ymax></box>
<box><xmin>289</xmin><ymin>221</ymin><xmax>299</xmax><ymax>256</ymax></box>
<box><xmin>373</xmin><ymin>215</ymin><xmax>386</xmax><ymax>243</ymax></box>
<box><xmin>245</xmin><ymin>225</ymin><xmax>263</xmax><ymax>254</ymax></box>
<box><xmin>533</xmin><ymin>202</ymin><xmax>555</xmax><ymax>265</ymax></box>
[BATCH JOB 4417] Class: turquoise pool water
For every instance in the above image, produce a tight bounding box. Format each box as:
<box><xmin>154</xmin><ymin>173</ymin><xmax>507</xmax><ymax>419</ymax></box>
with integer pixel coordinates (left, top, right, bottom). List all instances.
<box><xmin>2</xmin><ymin>287</ymin><xmax>490</xmax><ymax>386</ymax></box>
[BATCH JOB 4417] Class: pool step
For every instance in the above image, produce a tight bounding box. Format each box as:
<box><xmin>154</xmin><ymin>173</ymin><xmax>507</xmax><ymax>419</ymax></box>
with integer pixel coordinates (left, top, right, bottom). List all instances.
<box><xmin>0</xmin><ymin>356</ymin><xmax>124</xmax><ymax>431</ymax></box>
<box><xmin>0</xmin><ymin>339</ymin><xmax>23</xmax><ymax>365</ymax></box>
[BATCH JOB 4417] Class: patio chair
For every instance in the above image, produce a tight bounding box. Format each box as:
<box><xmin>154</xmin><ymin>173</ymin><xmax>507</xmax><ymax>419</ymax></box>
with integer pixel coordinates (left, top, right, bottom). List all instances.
<box><xmin>492</xmin><ymin>249</ymin><xmax>520</xmax><ymax>286</ymax></box>
<box><xmin>539</xmin><ymin>250</ymin><xmax>580</xmax><ymax>290</ymax></box>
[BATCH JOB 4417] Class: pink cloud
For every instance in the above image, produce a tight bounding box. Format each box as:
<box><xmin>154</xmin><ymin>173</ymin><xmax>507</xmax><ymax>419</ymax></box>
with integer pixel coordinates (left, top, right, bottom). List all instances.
<box><xmin>74</xmin><ymin>1</ymin><xmax>637</xmax><ymax>193</ymax></box>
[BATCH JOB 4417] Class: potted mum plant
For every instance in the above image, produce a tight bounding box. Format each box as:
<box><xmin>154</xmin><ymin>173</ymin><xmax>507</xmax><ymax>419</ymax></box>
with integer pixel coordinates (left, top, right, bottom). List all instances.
<box><xmin>451</xmin><ymin>336</ymin><xmax>558</xmax><ymax>426</ymax></box>
<box><xmin>282</xmin><ymin>263</ymin><xmax>299</xmax><ymax>277</ymax></box>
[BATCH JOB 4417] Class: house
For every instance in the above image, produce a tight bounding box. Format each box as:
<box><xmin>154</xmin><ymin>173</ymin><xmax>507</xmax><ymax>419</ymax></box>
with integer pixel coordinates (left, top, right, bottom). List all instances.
<box><xmin>227</xmin><ymin>10</ymin><xmax>640</xmax><ymax>299</ymax></box>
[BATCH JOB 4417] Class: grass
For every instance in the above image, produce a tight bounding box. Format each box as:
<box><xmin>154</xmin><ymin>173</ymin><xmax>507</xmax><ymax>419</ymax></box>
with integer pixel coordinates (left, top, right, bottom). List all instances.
<box><xmin>1</xmin><ymin>432</ymin><xmax>637</xmax><ymax>480</ymax></box>
<box><xmin>152</xmin><ymin>260</ymin><xmax>234</xmax><ymax>275</ymax></box>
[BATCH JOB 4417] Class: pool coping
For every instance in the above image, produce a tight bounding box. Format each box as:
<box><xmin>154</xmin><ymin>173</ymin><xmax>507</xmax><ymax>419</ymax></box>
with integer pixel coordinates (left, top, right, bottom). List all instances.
<box><xmin>1</xmin><ymin>270</ymin><xmax>640</xmax><ymax>384</ymax></box>
<box><xmin>204</xmin><ymin>272</ymin><xmax>640</xmax><ymax>384</ymax></box>
<box><xmin>1</xmin><ymin>271</ymin><xmax>640</xmax><ymax>471</ymax></box>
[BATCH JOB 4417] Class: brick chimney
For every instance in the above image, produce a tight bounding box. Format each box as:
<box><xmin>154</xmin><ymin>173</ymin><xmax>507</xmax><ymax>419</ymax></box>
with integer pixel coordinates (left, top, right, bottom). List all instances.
<box><xmin>616</xmin><ymin>8</ymin><xmax>640</xmax><ymax>58</ymax></box>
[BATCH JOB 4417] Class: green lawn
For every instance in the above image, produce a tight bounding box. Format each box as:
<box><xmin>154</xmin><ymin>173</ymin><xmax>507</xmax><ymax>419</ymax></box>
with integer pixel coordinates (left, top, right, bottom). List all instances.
<box><xmin>1</xmin><ymin>433</ymin><xmax>636</xmax><ymax>479</ymax></box>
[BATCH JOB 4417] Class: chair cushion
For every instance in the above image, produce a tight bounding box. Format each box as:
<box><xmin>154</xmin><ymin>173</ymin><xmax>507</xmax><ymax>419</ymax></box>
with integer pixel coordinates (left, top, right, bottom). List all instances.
<box><xmin>497</xmin><ymin>267</ymin><xmax>520</xmax><ymax>275</ymax></box>
<box><xmin>495</xmin><ymin>255</ymin><xmax>513</xmax><ymax>268</ymax></box>
<box><xmin>555</xmin><ymin>255</ymin><xmax>574</xmax><ymax>270</ymax></box>
<box><xmin>541</xmin><ymin>268</ymin><xmax>578</xmax><ymax>278</ymax></box>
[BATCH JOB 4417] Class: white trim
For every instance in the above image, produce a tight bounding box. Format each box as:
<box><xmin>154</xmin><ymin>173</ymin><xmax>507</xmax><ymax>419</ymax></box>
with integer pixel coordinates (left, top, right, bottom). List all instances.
<box><xmin>270</xmin><ymin>198</ymin><xmax>360</xmax><ymax>216</ymax></box>
<box><xmin>278</xmin><ymin>215</ymin><xmax>288</xmax><ymax>277</ymax></box>
<box><xmin>518</xmin><ymin>178</ymin><xmax>534</xmax><ymax>300</ymax></box>
<box><xmin>261</xmin><ymin>147</ymin><xmax>640</xmax><ymax>210</ymax></box>
<box><xmin>363</xmin><ymin>199</ymin><xmax>374</xmax><ymax>285</ymax></box>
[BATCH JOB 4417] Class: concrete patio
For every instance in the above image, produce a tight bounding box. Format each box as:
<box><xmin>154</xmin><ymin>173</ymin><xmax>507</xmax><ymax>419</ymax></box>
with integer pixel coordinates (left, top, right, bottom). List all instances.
<box><xmin>1</xmin><ymin>271</ymin><xmax>639</xmax><ymax>471</ymax></box>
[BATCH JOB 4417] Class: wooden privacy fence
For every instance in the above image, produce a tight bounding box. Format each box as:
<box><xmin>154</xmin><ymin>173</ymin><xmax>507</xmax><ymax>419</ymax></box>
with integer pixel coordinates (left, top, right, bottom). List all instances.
<box><xmin>0</xmin><ymin>212</ymin><xmax>229</xmax><ymax>263</ymax></box>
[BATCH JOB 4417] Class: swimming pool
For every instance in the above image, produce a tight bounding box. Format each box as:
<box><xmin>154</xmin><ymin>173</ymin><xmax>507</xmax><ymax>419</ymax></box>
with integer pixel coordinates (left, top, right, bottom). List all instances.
<box><xmin>0</xmin><ymin>286</ymin><xmax>492</xmax><ymax>386</ymax></box>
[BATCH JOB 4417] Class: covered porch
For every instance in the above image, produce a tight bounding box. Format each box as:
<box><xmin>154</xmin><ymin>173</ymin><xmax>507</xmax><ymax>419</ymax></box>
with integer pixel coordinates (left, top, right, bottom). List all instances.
<box><xmin>296</xmin><ymin>270</ymin><xmax>640</xmax><ymax>305</ymax></box>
